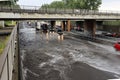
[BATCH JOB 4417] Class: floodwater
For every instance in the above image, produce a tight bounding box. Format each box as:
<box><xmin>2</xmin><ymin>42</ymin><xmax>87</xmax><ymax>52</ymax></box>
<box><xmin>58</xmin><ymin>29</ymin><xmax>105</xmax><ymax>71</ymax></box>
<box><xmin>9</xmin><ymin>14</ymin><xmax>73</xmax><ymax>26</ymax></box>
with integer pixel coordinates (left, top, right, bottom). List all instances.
<box><xmin>19</xmin><ymin>22</ymin><xmax>120</xmax><ymax>80</ymax></box>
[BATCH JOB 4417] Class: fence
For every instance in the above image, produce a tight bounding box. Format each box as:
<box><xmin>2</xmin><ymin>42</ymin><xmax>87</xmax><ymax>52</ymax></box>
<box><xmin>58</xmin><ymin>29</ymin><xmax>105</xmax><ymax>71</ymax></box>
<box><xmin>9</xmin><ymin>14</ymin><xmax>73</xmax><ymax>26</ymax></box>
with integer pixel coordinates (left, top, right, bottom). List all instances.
<box><xmin>0</xmin><ymin>26</ymin><xmax>17</xmax><ymax>80</ymax></box>
<box><xmin>0</xmin><ymin>5</ymin><xmax>120</xmax><ymax>16</ymax></box>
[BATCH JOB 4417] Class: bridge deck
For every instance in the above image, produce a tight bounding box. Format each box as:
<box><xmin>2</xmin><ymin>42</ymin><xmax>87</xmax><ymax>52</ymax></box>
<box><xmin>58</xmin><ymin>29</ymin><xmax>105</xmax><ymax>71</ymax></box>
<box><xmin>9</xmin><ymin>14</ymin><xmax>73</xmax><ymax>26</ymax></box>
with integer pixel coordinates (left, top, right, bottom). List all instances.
<box><xmin>0</xmin><ymin>5</ymin><xmax>120</xmax><ymax>20</ymax></box>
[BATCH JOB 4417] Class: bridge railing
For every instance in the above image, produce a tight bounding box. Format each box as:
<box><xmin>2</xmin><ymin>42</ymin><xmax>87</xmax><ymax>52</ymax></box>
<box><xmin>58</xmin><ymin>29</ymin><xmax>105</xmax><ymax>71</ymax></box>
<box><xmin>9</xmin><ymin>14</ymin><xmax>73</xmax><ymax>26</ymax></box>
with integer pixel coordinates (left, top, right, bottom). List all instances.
<box><xmin>0</xmin><ymin>26</ymin><xmax>17</xmax><ymax>80</ymax></box>
<box><xmin>0</xmin><ymin>5</ymin><xmax>120</xmax><ymax>16</ymax></box>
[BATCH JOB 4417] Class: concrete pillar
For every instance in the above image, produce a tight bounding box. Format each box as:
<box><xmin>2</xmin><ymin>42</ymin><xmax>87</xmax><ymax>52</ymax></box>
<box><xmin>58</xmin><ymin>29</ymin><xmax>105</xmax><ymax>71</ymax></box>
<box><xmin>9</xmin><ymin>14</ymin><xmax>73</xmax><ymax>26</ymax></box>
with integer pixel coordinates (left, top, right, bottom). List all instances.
<box><xmin>62</xmin><ymin>20</ymin><xmax>71</xmax><ymax>31</ymax></box>
<box><xmin>84</xmin><ymin>19</ymin><xmax>96</xmax><ymax>37</ymax></box>
<box><xmin>61</xmin><ymin>21</ymin><xmax>64</xmax><ymax>30</ymax></box>
<box><xmin>67</xmin><ymin>20</ymin><xmax>71</xmax><ymax>32</ymax></box>
<box><xmin>62</xmin><ymin>21</ymin><xmax>66</xmax><ymax>31</ymax></box>
<box><xmin>0</xmin><ymin>21</ymin><xmax>5</xmax><ymax>28</ymax></box>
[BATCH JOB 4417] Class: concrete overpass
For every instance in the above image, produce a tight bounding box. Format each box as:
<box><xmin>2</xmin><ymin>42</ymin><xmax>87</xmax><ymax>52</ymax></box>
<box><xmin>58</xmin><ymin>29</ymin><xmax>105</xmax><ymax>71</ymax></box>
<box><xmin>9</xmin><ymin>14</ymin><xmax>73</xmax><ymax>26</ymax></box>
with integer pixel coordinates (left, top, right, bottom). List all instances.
<box><xmin>0</xmin><ymin>5</ymin><xmax>120</xmax><ymax>20</ymax></box>
<box><xmin>0</xmin><ymin>5</ymin><xmax>120</xmax><ymax>37</ymax></box>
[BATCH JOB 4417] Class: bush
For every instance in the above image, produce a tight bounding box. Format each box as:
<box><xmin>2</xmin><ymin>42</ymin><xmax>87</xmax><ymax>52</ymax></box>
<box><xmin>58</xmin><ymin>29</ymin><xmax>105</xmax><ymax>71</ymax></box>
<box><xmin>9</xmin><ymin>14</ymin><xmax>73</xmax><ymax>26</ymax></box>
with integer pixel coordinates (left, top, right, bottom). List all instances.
<box><xmin>0</xmin><ymin>26</ymin><xmax>3</xmax><ymax>29</ymax></box>
<box><xmin>0</xmin><ymin>36</ymin><xmax>9</xmax><ymax>54</ymax></box>
<box><xmin>5</xmin><ymin>21</ymin><xmax>16</xmax><ymax>27</ymax></box>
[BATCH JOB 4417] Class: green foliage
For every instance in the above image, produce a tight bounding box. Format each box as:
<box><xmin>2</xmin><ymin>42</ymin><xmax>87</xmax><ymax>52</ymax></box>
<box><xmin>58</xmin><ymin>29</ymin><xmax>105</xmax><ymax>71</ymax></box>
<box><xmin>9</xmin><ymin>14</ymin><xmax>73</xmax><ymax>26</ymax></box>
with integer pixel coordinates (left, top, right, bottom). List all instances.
<box><xmin>103</xmin><ymin>21</ymin><xmax>120</xmax><ymax>26</ymax></box>
<box><xmin>0</xmin><ymin>25</ymin><xmax>3</xmax><ymax>29</ymax></box>
<box><xmin>0</xmin><ymin>1</ymin><xmax>20</xmax><ymax>9</ymax></box>
<box><xmin>5</xmin><ymin>21</ymin><xmax>16</xmax><ymax>27</ymax></box>
<box><xmin>84</xmin><ymin>0</ymin><xmax>101</xmax><ymax>10</ymax></box>
<box><xmin>0</xmin><ymin>42</ymin><xmax>5</xmax><ymax>54</ymax></box>
<box><xmin>41</xmin><ymin>1</ymin><xmax>65</xmax><ymax>9</ymax></box>
<box><xmin>50</xmin><ymin>1</ymin><xmax>65</xmax><ymax>8</ymax></box>
<box><xmin>41</xmin><ymin>0</ymin><xmax>102</xmax><ymax>10</ymax></box>
<box><xmin>0</xmin><ymin>36</ymin><xmax>9</xmax><ymax>54</ymax></box>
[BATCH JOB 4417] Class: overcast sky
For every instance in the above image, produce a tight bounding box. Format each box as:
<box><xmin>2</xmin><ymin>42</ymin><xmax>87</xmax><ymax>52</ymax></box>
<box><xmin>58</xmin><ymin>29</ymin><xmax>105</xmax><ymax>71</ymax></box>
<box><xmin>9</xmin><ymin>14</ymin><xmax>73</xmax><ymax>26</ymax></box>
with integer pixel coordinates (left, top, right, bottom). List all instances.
<box><xmin>17</xmin><ymin>0</ymin><xmax>120</xmax><ymax>11</ymax></box>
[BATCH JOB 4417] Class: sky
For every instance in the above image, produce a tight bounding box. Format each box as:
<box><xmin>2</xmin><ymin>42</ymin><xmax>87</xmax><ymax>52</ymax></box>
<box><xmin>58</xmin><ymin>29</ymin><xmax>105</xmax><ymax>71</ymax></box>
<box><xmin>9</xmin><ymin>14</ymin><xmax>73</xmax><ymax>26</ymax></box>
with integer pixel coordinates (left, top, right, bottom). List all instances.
<box><xmin>99</xmin><ymin>0</ymin><xmax>120</xmax><ymax>11</ymax></box>
<box><xmin>17</xmin><ymin>0</ymin><xmax>120</xmax><ymax>11</ymax></box>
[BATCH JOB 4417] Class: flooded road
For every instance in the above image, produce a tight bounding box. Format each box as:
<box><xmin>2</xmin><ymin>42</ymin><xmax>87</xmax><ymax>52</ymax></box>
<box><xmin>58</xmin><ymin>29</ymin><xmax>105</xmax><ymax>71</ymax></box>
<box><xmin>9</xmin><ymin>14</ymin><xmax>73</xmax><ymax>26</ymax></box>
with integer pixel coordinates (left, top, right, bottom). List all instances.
<box><xmin>19</xmin><ymin>22</ymin><xmax>120</xmax><ymax>80</ymax></box>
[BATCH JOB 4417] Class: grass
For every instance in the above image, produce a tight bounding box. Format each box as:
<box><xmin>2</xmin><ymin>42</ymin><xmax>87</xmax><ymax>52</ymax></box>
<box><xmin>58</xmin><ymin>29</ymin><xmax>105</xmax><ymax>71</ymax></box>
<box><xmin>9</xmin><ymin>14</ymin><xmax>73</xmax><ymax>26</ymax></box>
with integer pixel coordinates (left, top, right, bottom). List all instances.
<box><xmin>5</xmin><ymin>21</ymin><xmax>16</xmax><ymax>27</ymax></box>
<box><xmin>103</xmin><ymin>21</ymin><xmax>120</xmax><ymax>26</ymax></box>
<box><xmin>0</xmin><ymin>36</ymin><xmax>9</xmax><ymax>55</ymax></box>
<box><xmin>0</xmin><ymin>26</ymin><xmax>3</xmax><ymax>29</ymax></box>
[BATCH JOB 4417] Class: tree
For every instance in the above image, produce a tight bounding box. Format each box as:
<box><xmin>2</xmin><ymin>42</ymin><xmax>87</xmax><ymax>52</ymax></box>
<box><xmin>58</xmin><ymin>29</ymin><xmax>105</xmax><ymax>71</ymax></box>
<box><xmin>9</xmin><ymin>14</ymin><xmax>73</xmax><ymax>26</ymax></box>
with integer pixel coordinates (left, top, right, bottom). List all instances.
<box><xmin>83</xmin><ymin>0</ymin><xmax>101</xmax><ymax>10</ymax></box>
<box><xmin>0</xmin><ymin>0</ymin><xmax>19</xmax><ymax>6</ymax></box>
<box><xmin>41</xmin><ymin>0</ymin><xmax>102</xmax><ymax>10</ymax></box>
<box><xmin>41</xmin><ymin>1</ymin><xmax>65</xmax><ymax>9</ymax></box>
<box><xmin>0</xmin><ymin>0</ymin><xmax>20</xmax><ymax>9</ymax></box>
<box><xmin>41</xmin><ymin>4</ymin><xmax>50</xmax><ymax>8</ymax></box>
<box><xmin>49</xmin><ymin>1</ymin><xmax>65</xmax><ymax>8</ymax></box>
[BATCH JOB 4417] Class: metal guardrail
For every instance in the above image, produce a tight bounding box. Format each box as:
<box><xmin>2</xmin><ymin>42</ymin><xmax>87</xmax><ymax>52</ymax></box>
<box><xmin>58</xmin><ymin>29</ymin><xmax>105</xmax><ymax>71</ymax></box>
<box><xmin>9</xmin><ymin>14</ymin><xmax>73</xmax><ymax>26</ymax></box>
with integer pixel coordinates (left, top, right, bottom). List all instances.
<box><xmin>0</xmin><ymin>5</ymin><xmax>120</xmax><ymax>16</ymax></box>
<box><xmin>0</xmin><ymin>26</ymin><xmax>17</xmax><ymax>80</ymax></box>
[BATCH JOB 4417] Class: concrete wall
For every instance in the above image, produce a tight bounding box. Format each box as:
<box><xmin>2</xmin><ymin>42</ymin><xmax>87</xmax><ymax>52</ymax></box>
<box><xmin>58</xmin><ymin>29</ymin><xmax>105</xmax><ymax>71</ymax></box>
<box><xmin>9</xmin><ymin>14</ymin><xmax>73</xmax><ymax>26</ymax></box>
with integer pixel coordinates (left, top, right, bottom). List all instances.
<box><xmin>0</xmin><ymin>26</ymin><xmax>17</xmax><ymax>80</ymax></box>
<box><xmin>0</xmin><ymin>21</ymin><xmax>4</xmax><ymax>28</ymax></box>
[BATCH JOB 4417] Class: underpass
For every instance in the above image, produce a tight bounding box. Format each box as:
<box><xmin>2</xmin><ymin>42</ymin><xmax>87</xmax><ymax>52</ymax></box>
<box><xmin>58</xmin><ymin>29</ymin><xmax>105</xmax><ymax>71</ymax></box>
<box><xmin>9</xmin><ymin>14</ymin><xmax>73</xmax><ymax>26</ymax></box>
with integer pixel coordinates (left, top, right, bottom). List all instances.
<box><xmin>19</xmin><ymin>21</ymin><xmax>120</xmax><ymax>80</ymax></box>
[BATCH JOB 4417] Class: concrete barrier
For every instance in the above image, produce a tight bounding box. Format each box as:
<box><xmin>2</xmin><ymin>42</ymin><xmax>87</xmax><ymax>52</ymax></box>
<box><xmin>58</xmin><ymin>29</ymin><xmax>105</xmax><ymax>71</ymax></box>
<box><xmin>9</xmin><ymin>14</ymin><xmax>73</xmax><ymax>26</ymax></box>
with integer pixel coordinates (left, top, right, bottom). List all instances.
<box><xmin>0</xmin><ymin>26</ymin><xmax>17</xmax><ymax>80</ymax></box>
<box><xmin>0</xmin><ymin>21</ymin><xmax>4</xmax><ymax>28</ymax></box>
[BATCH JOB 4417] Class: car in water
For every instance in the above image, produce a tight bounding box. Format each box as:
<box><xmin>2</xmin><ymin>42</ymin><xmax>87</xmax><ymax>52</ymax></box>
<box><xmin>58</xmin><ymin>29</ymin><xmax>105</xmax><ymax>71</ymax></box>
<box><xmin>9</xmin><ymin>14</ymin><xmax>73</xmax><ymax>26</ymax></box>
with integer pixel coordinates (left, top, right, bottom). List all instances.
<box><xmin>41</xmin><ymin>24</ymin><xmax>48</xmax><ymax>33</ymax></box>
<box><xmin>112</xmin><ymin>33</ymin><xmax>120</xmax><ymax>38</ymax></box>
<box><xmin>114</xmin><ymin>41</ymin><xmax>120</xmax><ymax>51</ymax></box>
<box><xmin>57</xmin><ymin>30</ymin><xmax>63</xmax><ymax>35</ymax></box>
<box><xmin>56</xmin><ymin>28</ymin><xmax>63</xmax><ymax>35</ymax></box>
<box><xmin>35</xmin><ymin>22</ymin><xmax>41</xmax><ymax>30</ymax></box>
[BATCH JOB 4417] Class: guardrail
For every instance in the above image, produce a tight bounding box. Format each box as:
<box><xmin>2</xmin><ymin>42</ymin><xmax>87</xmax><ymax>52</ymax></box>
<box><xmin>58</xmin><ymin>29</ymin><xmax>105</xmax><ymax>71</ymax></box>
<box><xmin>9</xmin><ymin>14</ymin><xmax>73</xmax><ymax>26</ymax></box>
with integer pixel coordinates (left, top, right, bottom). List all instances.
<box><xmin>0</xmin><ymin>5</ymin><xmax>120</xmax><ymax>16</ymax></box>
<box><xmin>0</xmin><ymin>26</ymin><xmax>17</xmax><ymax>80</ymax></box>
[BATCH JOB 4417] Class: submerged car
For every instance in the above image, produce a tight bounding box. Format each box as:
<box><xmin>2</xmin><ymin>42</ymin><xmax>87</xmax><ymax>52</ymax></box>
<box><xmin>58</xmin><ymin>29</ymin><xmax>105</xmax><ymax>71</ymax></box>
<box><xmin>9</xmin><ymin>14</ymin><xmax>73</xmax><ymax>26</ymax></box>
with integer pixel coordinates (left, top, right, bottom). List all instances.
<box><xmin>57</xmin><ymin>28</ymin><xmax>63</xmax><ymax>35</ymax></box>
<box><xmin>114</xmin><ymin>41</ymin><xmax>120</xmax><ymax>51</ymax></box>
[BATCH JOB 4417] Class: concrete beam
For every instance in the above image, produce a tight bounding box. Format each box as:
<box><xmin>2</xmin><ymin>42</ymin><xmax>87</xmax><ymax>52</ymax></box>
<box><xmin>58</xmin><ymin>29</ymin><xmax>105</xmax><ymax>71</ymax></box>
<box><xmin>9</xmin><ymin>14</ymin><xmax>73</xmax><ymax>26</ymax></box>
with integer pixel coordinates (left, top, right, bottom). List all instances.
<box><xmin>1</xmin><ymin>12</ymin><xmax>120</xmax><ymax>20</ymax></box>
<box><xmin>62</xmin><ymin>21</ymin><xmax>66</xmax><ymax>31</ymax></box>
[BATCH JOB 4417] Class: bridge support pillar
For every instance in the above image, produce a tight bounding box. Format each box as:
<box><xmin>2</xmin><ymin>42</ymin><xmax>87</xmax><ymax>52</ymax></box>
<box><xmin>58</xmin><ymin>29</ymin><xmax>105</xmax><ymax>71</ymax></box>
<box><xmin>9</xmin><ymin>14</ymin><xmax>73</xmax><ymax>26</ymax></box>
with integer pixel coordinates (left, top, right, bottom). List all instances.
<box><xmin>62</xmin><ymin>21</ymin><xmax>66</xmax><ymax>31</ymax></box>
<box><xmin>67</xmin><ymin>20</ymin><xmax>71</xmax><ymax>32</ymax></box>
<box><xmin>0</xmin><ymin>21</ymin><xmax>4</xmax><ymax>28</ymax></box>
<box><xmin>62</xmin><ymin>20</ymin><xmax>71</xmax><ymax>31</ymax></box>
<box><xmin>50</xmin><ymin>21</ymin><xmax>55</xmax><ymax>29</ymax></box>
<box><xmin>84</xmin><ymin>19</ymin><xmax>96</xmax><ymax>37</ymax></box>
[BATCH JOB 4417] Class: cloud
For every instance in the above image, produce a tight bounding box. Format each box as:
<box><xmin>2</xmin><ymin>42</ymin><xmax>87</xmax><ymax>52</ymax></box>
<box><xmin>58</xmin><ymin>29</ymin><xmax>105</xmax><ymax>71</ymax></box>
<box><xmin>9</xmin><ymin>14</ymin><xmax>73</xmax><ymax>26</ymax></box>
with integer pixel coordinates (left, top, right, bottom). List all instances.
<box><xmin>99</xmin><ymin>0</ymin><xmax>120</xmax><ymax>11</ymax></box>
<box><xmin>17</xmin><ymin>0</ymin><xmax>61</xmax><ymax>6</ymax></box>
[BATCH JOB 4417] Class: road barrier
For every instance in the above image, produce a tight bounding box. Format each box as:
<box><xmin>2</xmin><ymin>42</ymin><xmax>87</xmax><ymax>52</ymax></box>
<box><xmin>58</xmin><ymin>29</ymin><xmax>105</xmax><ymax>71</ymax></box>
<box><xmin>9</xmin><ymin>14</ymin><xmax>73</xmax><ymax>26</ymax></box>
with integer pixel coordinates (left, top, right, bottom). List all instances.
<box><xmin>0</xmin><ymin>26</ymin><xmax>17</xmax><ymax>80</ymax></box>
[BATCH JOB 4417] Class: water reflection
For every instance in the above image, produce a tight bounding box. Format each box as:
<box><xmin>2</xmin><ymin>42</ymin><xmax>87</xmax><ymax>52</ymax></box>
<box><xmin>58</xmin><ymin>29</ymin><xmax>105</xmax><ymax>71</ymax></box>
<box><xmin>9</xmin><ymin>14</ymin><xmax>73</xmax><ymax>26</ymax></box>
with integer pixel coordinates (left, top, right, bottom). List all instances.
<box><xmin>50</xmin><ymin>31</ymin><xmax>55</xmax><ymax>34</ymax></box>
<box><xmin>58</xmin><ymin>35</ymin><xmax>64</xmax><ymax>41</ymax></box>
<box><xmin>46</xmin><ymin>32</ymin><xmax>49</xmax><ymax>40</ymax></box>
<box><xmin>41</xmin><ymin>32</ymin><xmax>49</xmax><ymax>41</ymax></box>
<box><xmin>40</xmin><ymin>30</ymin><xmax>64</xmax><ymax>42</ymax></box>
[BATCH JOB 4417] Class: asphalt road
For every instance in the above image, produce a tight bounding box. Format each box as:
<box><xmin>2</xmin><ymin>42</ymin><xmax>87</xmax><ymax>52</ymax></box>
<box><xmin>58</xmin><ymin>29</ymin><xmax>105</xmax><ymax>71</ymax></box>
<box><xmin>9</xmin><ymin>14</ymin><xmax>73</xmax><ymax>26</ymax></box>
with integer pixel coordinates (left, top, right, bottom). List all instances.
<box><xmin>19</xmin><ymin>22</ymin><xmax>120</xmax><ymax>80</ymax></box>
